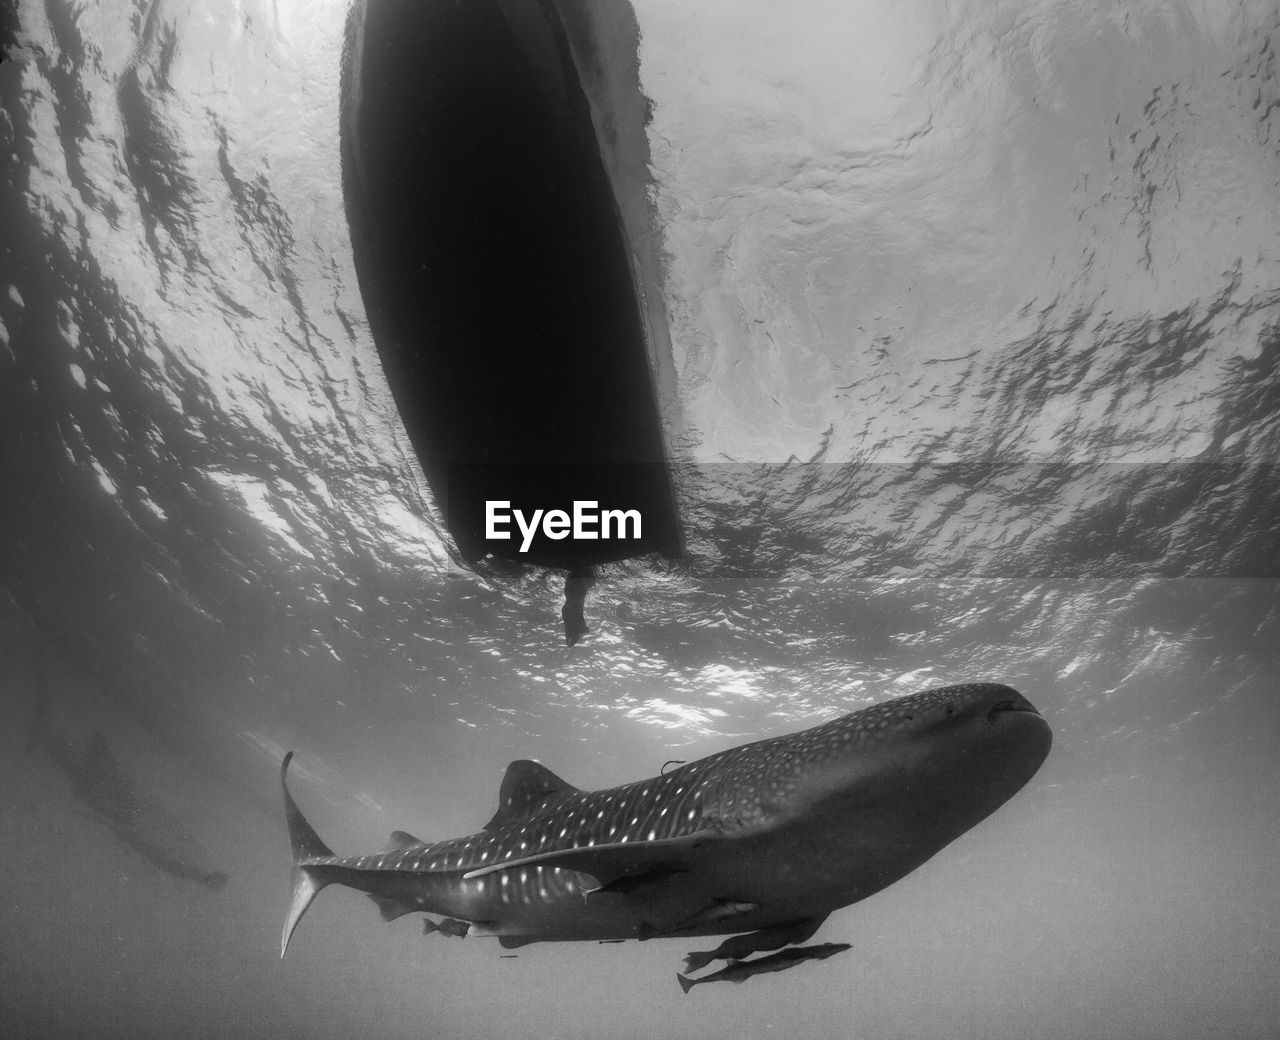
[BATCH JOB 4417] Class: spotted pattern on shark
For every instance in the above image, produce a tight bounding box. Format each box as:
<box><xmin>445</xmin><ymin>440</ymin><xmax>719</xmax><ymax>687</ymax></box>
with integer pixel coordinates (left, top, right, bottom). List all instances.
<box><xmin>325</xmin><ymin>685</ymin><xmax>1003</xmax><ymax>883</ymax></box>
<box><xmin>280</xmin><ymin>683</ymin><xmax>1052</xmax><ymax>974</ymax></box>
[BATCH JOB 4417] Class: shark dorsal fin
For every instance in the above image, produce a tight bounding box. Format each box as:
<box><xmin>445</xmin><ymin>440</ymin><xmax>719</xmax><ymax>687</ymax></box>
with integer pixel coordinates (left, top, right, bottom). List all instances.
<box><xmin>384</xmin><ymin>830</ymin><xmax>425</xmax><ymax>852</ymax></box>
<box><xmin>485</xmin><ymin>760</ymin><xmax>580</xmax><ymax>831</ymax></box>
<box><xmin>384</xmin><ymin>829</ymin><xmax>424</xmax><ymax>855</ymax></box>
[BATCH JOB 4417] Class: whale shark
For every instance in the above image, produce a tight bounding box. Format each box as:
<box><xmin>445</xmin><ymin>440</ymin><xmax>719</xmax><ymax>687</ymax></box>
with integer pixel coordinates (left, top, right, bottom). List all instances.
<box><xmin>22</xmin><ymin>652</ymin><xmax>229</xmax><ymax>891</ymax></box>
<box><xmin>279</xmin><ymin>682</ymin><xmax>1051</xmax><ymax>976</ymax></box>
<box><xmin>44</xmin><ymin>730</ymin><xmax>229</xmax><ymax>891</ymax></box>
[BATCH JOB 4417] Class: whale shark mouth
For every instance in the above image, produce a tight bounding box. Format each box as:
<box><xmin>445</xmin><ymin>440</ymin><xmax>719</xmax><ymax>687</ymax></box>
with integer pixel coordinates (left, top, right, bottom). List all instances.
<box><xmin>986</xmin><ymin>694</ymin><xmax>1042</xmax><ymax>721</ymax></box>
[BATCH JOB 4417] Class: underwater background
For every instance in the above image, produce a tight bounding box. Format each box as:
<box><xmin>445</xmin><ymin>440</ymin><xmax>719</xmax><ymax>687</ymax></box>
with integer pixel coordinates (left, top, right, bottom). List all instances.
<box><xmin>1</xmin><ymin>1</ymin><xmax>1278</xmax><ymax>1038</ymax></box>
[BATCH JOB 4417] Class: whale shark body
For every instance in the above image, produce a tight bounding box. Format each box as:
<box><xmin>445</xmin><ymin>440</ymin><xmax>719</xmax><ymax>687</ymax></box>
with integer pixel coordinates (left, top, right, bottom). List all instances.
<box><xmin>23</xmin><ymin>648</ymin><xmax>229</xmax><ymax>891</ymax></box>
<box><xmin>46</xmin><ymin>731</ymin><xmax>229</xmax><ymax>891</ymax></box>
<box><xmin>280</xmin><ymin>683</ymin><xmax>1051</xmax><ymax>976</ymax></box>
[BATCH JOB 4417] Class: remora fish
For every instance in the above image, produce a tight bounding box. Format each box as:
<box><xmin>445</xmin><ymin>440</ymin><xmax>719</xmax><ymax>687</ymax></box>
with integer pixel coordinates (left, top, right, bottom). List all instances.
<box><xmin>423</xmin><ymin>916</ymin><xmax>471</xmax><ymax>938</ymax></box>
<box><xmin>676</xmin><ymin>942</ymin><xmax>853</xmax><ymax>993</ymax></box>
<box><xmin>45</xmin><ymin>730</ymin><xmax>229</xmax><ymax>890</ymax></box>
<box><xmin>279</xmin><ymin>683</ymin><xmax>1050</xmax><ymax>967</ymax></box>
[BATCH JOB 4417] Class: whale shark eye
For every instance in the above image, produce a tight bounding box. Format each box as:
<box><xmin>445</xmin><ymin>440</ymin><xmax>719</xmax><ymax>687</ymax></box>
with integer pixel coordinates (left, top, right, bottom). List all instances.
<box><xmin>945</xmin><ymin>705</ymin><xmax>955</xmax><ymax>716</ymax></box>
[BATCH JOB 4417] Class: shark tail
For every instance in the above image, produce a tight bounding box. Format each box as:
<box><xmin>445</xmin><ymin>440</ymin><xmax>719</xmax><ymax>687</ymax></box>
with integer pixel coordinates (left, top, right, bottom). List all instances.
<box><xmin>676</xmin><ymin>973</ymin><xmax>696</xmax><ymax>995</ymax></box>
<box><xmin>280</xmin><ymin>752</ymin><xmax>336</xmax><ymax>958</ymax></box>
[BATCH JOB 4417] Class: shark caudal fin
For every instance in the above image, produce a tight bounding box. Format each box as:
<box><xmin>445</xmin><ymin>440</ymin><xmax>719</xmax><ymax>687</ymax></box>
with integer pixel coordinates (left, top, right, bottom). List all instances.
<box><xmin>676</xmin><ymin>973</ymin><xmax>696</xmax><ymax>995</ymax></box>
<box><xmin>280</xmin><ymin>752</ymin><xmax>336</xmax><ymax>958</ymax></box>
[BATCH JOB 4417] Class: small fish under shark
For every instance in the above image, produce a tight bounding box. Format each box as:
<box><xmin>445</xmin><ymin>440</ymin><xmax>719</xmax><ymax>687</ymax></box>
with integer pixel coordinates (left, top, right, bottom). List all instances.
<box><xmin>279</xmin><ymin>683</ymin><xmax>1051</xmax><ymax>983</ymax></box>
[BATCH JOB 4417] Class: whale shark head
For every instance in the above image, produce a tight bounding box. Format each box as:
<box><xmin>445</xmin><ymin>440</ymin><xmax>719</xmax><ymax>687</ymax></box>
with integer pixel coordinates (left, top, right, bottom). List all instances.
<box><xmin>786</xmin><ymin>682</ymin><xmax>1053</xmax><ymax>847</ymax></box>
<box><xmin>819</xmin><ymin>686</ymin><xmax>1049</xmax><ymax>814</ymax></box>
<box><xmin>854</xmin><ymin>681</ymin><xmax>1052</xmax><ymax>775</ymax></box>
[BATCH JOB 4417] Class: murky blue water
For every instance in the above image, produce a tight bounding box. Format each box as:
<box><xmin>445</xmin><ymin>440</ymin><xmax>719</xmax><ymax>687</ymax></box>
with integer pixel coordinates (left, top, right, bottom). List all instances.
<box><xmin>2</xmin><ymin>1</ymin><xmax>1278</xmax><ymax>1038</ymax></box>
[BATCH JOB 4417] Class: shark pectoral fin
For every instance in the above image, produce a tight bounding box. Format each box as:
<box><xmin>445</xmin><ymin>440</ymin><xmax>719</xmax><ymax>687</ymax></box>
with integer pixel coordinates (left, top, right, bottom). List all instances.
<box><xmin>500</xmin><ymin>935</ymin><xmax>539</xmax><ymax>949</ymax></box>
<box><xmin>587</xmin><ymin>866</ymin><xmax>690</xmax><ymax>899</ymax></box>
<box><xmin>461</xmin><ymin>832</ymin><xmax>717</xmax><ymax>884</ymax></box>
